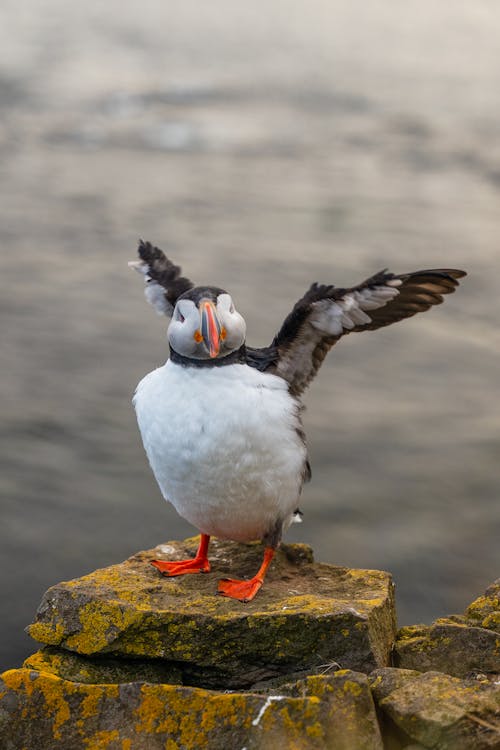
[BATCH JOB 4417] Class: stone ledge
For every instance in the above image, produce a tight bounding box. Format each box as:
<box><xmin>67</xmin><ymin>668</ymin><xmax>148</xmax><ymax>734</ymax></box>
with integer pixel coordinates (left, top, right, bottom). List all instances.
<box><xmin>0</xmin><ymin>667</ymin><xmax>383</xmax><ymax>750</ymax></box>
<box><xmin>370</xmin><ymin>668</ymin><xmax>500</xmax><ymax>750</ymax></box>
<box><xmin>2</xmin><ymin>547</ymin><xmax>499</xmax><ymax>749</ymax></box>
<box><xmin>394</xmin><ymin>579</ymin><xmax>500</xmax><ymax>680</ymax></box>
<box><xmin>27</xmin><ymin>538</ymin><xmax>396</xmax><ymax>685</ymax></box>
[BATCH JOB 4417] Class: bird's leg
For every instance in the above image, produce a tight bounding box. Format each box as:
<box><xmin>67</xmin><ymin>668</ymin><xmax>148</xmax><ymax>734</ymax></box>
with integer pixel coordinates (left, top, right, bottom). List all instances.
<box><xmin>151</xmin><ymin>534</ymin><xmax>211</xmax><ymax>576</ymax></box>
<box><xmin>217</xmin><ymin>547</ymin><xmax>275</xmax><ymax>602</ymax></box>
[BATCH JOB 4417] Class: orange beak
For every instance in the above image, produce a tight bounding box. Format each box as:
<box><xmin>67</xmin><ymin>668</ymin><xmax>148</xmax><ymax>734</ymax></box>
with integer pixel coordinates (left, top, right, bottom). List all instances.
<box><xmin>200</xmin><ymin>300</ymin><xmax>221</xmax><ymax>358</ymax></box>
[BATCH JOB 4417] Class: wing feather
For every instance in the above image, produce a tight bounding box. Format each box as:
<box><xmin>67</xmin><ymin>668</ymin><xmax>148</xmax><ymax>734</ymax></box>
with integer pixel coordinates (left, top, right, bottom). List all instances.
<box><xmin>128</xmin><ymin>240</ymin><xmax>194</xmax><ymax>316</ymax></box>
<box><xmin>261</xmin><ymin>268</ymin><xmax>466</xmax><ymax>396</ymax></box>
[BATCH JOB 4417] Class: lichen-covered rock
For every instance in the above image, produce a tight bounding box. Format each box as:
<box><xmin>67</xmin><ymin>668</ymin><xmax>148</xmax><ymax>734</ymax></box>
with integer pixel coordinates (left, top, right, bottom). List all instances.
<box><xmin>369</xmin><ymin>667</ymin><xmax>421</xmax><ymax>702</ymax></box>
<box><xmin>466</xmin><ymin>580</ymin><xmax>500</xmax><ymax>633</ymax></box>
<box><xmin>23</xmin><ymin>647</ymin><xmax>183</xmax><ymax>686</ymax></box>
<box><xmin>370</xmin><ymin>668</ymin><xmax>500</xmax><ymax>750</ymax></box>
<box><xmin>280</xmin><ymin>669</ymin><xmax>384</xmax><ymax>749</ymax></box>
<box><xmin>395</xmin><ymin>621</ymin><xmax>500</xmax><ymax>680</ymax></box>
<box><xmin>21</xmin><ymin>645</ymin><xmax>345</xmax><ymax>692</ymax></box>
<box><xmin>27</xmin><ymin>538</ymin><xmax>396</xmax><ymax>686</ymax></box>
<box><xmin>0</xmin><ymin>667</ymin><xmax>383</xmax><ymax>750</ymax></box>
<box><xmin>394</xmin><ymin>579</ymin><xmax>500</xmax><ymax>680</ymax></box>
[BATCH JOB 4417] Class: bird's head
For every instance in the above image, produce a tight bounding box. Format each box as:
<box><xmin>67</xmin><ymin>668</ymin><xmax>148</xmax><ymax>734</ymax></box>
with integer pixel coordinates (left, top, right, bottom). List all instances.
<box><xmin>168</xmin><ymin>286</ymin><xmax>246</xmax><ymax>360</ymax></box>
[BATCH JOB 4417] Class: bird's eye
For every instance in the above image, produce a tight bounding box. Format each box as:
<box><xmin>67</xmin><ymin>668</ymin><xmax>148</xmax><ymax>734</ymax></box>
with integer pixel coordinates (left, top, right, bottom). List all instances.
<box><xmin>229</xmin><ymin>303</ymin><xmax>235</xmax><ymax>314</ymax></box>
<box><xmin>177</xmin><ymin>311</ymin><xmax>185</xmax><ymax>322</ymax></box>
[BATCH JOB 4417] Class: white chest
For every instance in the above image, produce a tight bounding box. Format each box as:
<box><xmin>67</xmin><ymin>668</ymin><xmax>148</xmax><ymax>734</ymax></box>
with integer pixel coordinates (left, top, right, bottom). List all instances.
<box><xmin>133</xmin><ymin>361</ymin><xmax>307</xmax><ymax>541</ymax></box>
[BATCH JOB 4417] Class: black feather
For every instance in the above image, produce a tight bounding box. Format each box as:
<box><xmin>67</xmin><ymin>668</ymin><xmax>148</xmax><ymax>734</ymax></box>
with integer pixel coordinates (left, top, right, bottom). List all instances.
<box><xmin>252</xmin><ymin>267</ymin><xmax>466</xmax><ymax>396</ymax></box>
<box><xmin>138</xmin><ymin>240</ymin><xmax>194</xmax><ymax>307</ymax></box>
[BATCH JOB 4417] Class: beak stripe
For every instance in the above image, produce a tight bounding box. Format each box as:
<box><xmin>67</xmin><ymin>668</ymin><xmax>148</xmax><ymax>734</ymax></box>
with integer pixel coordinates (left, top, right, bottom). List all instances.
<box><xmin>201</xmin><ymin>301</ymin><xmax>221</xmax><ymax>358</ymax></box>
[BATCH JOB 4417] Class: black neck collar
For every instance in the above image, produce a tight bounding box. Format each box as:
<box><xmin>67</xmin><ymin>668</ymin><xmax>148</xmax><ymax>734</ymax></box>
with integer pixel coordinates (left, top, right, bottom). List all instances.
<box><xmin>169</xmin><ymin>345</ymin><xmax>247</xmax><ymax>368</ymax></box>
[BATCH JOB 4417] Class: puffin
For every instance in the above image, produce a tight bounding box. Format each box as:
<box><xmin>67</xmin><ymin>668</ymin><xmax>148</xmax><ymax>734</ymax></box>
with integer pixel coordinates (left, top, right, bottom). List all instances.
<box><xmin>130</xmin><ymin>240</ymin><xmax>466</xmax><ymax>602</ymax></box>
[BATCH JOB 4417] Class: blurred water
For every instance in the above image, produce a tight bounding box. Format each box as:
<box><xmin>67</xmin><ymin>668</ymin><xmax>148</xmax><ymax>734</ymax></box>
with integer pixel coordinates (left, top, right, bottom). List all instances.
<box><xmin>1</xmin><ymin>1</ymin><xmax>499</xmax><ymax>671</ymax></box>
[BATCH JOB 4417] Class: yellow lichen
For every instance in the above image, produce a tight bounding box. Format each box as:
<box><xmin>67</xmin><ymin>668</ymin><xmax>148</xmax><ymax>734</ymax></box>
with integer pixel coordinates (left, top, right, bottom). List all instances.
<box><xmin>134</xmin><ymin>688</ymin><xmax>170</xmax><ymax>734</ymax></box>
<box><xmin>23</xmin><ymin>650</ymin><xmax>63</xmax><ymax>676</ymax></box>
<box><xmin>80</xmin><ymin>690</ymin><xmax>102</xmax><ymax>720</ymax></box>
<box><xmin>305</xmin><ymin>721</ymin><xmax>323</xmax><ymax>738</ymax></box>
<box><xmin>1</xmin><ymin>670</ymin><xmax>35</xmax><ymax>695</ymax></box>
<box><xmin>132</xmin><ymin>683</ymin><xmax>328</xmax><ymax>748</ymax></box>
<box><xmin>483</xmin><ymin>613</ymin><xmax>500</xmax><ymax>630</ymax></box>
<box><xmin>258</xmin><ymin>697</ymin><xmax>322</xmax><ymax>743</ymax></box>
<box><xmin>3</xmin><ymin>670</ymin><xmax>70</xmax><ymax>739</ymax></box>
<box><xmin>28</xmin><ymin>620</ymin><xmax>66</xmax><ymax>646</ymax></box>
<box><xmin>0</xmin><ymin>665</ymin><xmax>382</xmax><ymax>748</ymax></box>
<box><xmin>41</xmin><ymin>680</ymin><xmax>71</xmax><ymax>739</ymax></box>
<box><xmin>466</xmin><ymin>593</ymin><xmax>500</xmax><ymax>627</ymax></box>
<box><xmin>83</xmin><ymin>729</ymin><xmax>120</xmax><ymax>749</ymax></box>
<box><xmin>65</xmin><ymin>601</ymin><xmax>139</xmax><ymax>653</ymax></box>
<box><xmin>1</xmin><ymin>668</ymin><xmax>122</xmax><ymax>744</ymax></box>
<box><xmin>358</xmin><ymin>598</ymin><xmax>383</xmax><ymax>607</ymax></box>
<box><xmin>342</xmin><ymin>679</ymin><xmax>363</xmax><ymax>697</ymax></box>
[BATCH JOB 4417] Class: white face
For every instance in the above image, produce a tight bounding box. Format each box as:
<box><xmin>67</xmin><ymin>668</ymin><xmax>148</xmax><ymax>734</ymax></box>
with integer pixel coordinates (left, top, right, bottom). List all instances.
<box><xmin>168</xmin><ymin>293</ymin><xmax>247</xmax><ymax>359</ymax></box>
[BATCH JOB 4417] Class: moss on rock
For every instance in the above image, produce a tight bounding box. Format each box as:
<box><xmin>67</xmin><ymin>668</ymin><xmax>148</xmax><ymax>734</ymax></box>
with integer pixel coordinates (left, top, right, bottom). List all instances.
<box><xmin>370</xmin><ymin>668</ymin><xmax>500</xmax><ymax>750</ymax></box>
<box><xmin>394</xmin><ymin>579</ymin><xmax>500</xmax><ymax>680</ymax></box>
<box><xmin>369</xmin><ymin>667</ymin><xmax>421</xmax><ymax>702</ymax></box>
<box><xmin>27</xmin><ymin>538</ymin><xmax>396</xmax><ymax>685</ymax></box>
<box><xmin>4</xmin><ymin>546</ymin><xmax>500</xmax><ymax>748</ymax></box>
<box><xmin>23</xmin><ymin>647</ymin><xmax>183</xmax><ymax>687</ymax></box>
<box><xmin>0</xmin><ymin>667</ymin><xmax>383</xmax><ymax>750</ymax></box>
<box><xmin>466</xmin><ymin>580</ymin><xmax>500</xmax><ymax>633</ymax></box>
<box><xmin>281</xmin><ymin>670</ymin><xmax>383</xmax><ymax>749</ymax></box>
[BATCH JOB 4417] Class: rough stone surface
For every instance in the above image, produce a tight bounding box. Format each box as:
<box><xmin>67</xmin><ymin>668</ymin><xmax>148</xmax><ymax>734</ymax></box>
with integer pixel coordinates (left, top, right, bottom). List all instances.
<box><xmin>466</xmin><ymin>580</ymin><xmax>500</xmax><ymax>633</ymax></box>
<box><xmin>395</xmin><ymin>620</ymin><xmax>500</xmax><ymax>679</ymax></box>
<box><xmin>23</xmin><ymin>647</ymin><xmax>183</xmax><ymax>687</ymax></box>
<box><xmin>3</xmin><ymin>545</ymin><xmax>500</xmax><ymax>748</ymax></box>
<box><xmin>21</xmin><ymin>646</ymin><xmax>337</xmax><ymax>693</ymax></box>
<box><xmin>394</xmin><ymin>579</ymin><xmax>500</xmax><ymax>680</ymax></box>
<box><xmin>0</xmin><ymin>667</ymin><xmax>383</xmax><ymax>750</ymax></box>
<box><xmin>280</xmin><ymin>669</ymin><xmax>383</xmax><ymax>749</ymax></box>
<box><xmin>370</xmin><ymin>667</ymin><xmax>500</xmax><ymax>750</ymax></box>
<box><xmin>27</xmin><ymin>537</ymin><xmax>396</xmax><ymax>686</ymax></box>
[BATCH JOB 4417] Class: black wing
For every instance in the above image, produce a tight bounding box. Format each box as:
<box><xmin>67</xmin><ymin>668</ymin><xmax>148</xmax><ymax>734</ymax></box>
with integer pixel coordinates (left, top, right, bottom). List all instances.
<box><xmin>251</xmin><ymin>268</ymin><xmax>466</xmax><ymax>396</ymax></box>
<box><xmin>128</xmin><ymin>240</ymin><xmax>194</xmax><ymax>316</ymax></box>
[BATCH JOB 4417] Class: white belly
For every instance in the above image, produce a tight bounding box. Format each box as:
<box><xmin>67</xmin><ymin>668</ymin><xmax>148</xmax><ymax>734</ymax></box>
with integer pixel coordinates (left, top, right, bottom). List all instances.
<box><xmin>133</xmin><ymin>360</ymin><xmax>307</xmax><ymax>541</ymax></box>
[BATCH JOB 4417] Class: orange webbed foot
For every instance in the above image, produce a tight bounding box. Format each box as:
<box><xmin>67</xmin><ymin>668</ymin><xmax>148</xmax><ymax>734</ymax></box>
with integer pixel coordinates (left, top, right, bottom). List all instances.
<box><xmin>217</xmin><ymin>546</ymin><xmax>275</xmax><ymax>602</ymax></box>
<box><xmin>151</xmin><ymin>534</ymin><xmax>211</xmax><ymax>577</ymax></box>
<box><xmin>151</xmin><ymin>557</ymin><xmax>211</xmax><ymax>576</ymax></box>
<box><xmin>217</xmin><ymin>576</ymin><xmax>263</xmax><ymax>602</ymax></box>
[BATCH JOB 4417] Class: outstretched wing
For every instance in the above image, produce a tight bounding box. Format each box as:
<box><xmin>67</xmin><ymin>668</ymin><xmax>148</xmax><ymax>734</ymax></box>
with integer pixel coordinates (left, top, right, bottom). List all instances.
<box><xmin>128</xmin><ymin>240</ymin><xmax>194</xmax><ymax>316</ymax></box>
<box><xmin>258</xmin><ymin>268</ymin><xmax>466</xmax><ymax>396</ymax></box>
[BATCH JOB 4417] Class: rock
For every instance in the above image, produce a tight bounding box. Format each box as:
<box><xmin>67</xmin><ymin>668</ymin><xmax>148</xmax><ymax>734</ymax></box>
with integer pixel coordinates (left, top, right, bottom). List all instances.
<box><xmin>395</xmin><ymin>621</ymin><xmax>500</xmax><ymax>680</ymax></box>
<box><xmin>27</xmin><ymin>537</ymin><xmax>396</xmax><ymax>687</ymax></box>
<box><xmin>0</xmin><ymin>667</ymin><xmax>383</xmax><ymax>750</ymax></box>
<box><xmin>394</xmin><ymin>579</ymin><xmax>500</xmax><ymax>680</ymax></box>
<box><xmin>280</xmin><ymin>669</ymin><xmax>384</xmax><ymax>749</ymax></box>
<box><xmin>466</xmin><ymin>579</ymin><xmax>500</xmax><ymax>632</ymax></box>
<box><xmin>370</xmin><ymin>667</ymin><xmax>421</xmax><ymax>702</ymax></box>
<box><xmin>4</xmin><ymin>544</ymin><xmax>499</xmax><ymax>748</ymax></box>
<box><xmin>369</xmin><ymin>668</ymin><xmax>423</xmax><ymax>749</ymax></box>
<box><xmin>23</xmin><ymin>646</ymin><xmax>183</xmax><ymax>686</ymax></box>
<box><xmin>370</xmin><ymin>668</ymin><xmax>500</xmax><ymax>750</ymax></box>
